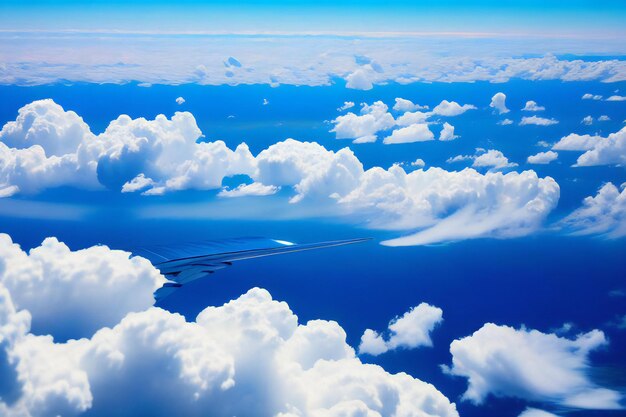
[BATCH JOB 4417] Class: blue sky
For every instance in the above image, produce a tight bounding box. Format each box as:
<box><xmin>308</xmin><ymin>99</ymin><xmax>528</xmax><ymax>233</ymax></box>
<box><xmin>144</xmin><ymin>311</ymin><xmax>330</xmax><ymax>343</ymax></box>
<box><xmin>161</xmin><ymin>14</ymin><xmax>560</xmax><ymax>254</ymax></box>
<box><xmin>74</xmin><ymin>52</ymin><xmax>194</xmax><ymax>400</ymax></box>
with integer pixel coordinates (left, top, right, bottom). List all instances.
<box><xmin>0</xmin><ymin>3</ymin><xmax>625</xmax><ymax>417</ymax></box>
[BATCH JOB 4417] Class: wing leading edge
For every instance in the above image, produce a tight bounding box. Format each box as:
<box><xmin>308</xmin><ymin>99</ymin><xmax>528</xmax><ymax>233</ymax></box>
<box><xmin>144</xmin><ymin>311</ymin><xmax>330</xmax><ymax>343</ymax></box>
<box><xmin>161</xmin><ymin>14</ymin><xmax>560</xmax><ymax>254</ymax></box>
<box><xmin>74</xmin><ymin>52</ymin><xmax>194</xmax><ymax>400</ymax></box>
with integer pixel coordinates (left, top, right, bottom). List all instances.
<box><xmin>131</xmin><ymin>237</ymin><xmax>370</xmax><ymax>302</ymax></box>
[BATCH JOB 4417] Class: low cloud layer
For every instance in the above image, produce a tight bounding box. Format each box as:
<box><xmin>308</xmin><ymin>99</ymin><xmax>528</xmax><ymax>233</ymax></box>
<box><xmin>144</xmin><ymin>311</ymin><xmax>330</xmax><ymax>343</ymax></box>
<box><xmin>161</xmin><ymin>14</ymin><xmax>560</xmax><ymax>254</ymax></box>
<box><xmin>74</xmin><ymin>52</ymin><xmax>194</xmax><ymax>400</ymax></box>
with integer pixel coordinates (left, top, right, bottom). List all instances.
<box><xmin>2</xmin><ymin>33</ymin><xmax>626</xmax><ymax>87</ymax></box>
<box><xmin>444</xmin><ymin>323</ymin><xmax>623</xmax><ymax>410</ymax></box>
<box><xmin>0</xmin><ymin>100</ymin><xmax>561</xmax><ymax>246</ymax></box>
<box><xmin>0</xmin><ymin>235</ymin><xmax>459</xmax><ymax>417</ymax></box>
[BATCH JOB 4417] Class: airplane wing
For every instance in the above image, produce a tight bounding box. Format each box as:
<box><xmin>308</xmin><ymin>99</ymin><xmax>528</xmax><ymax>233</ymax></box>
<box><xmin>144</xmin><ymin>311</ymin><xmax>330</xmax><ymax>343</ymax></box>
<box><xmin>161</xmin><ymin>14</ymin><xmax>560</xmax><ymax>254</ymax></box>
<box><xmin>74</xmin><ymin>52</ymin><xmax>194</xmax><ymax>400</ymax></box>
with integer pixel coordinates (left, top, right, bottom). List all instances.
<box><xmin>131</xmin><ymin>237</ymin><xmax>370</xmax><ymax>301</ymax></box>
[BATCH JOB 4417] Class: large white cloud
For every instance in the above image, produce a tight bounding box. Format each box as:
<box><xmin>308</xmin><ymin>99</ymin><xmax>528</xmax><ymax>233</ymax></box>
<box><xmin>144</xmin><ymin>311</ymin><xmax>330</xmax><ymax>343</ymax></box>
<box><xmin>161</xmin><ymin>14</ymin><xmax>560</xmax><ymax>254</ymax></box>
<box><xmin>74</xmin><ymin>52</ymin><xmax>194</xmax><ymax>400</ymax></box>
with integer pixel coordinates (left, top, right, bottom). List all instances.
<box><xmin>0</xmin><ymin>242</ymin><xmax>460</xmax><ymax>417</ymax></box>
<box><xmin>489</xmin><ymin>92</ymin><xmax>509</xmax><ymax>114</ymax></box>
<box><xmin>0</xmin><ymin>100</ymin><xmax>256</xmax><ymax>197</ymax></box>
<box><xmin>0</xmin><ymin>233</ymin><xmax>164</xmax><ymax>340</ymax></box>
<box><xmin>1</xmin><ymin>100</ymin><xmax>562</xmax><ymax>246</ymax></box>
<box><xmin>444</xmin><ymin>323</ymin><xmax>623</xmax><ymax>410</ymax></box>
<box><xmin>359</xmin><ymin>303</ymin><xmax>443</xmax><ymax>356</ymax></box>
<box><xmin>552</xmin><ymin>127</ymin><xmax>626</xmax><ymax>167</ymax></box>
<box><xmin>559</xmin><ymin>182</ymin><xmax>626</xmax><ymax>238</ymax></box>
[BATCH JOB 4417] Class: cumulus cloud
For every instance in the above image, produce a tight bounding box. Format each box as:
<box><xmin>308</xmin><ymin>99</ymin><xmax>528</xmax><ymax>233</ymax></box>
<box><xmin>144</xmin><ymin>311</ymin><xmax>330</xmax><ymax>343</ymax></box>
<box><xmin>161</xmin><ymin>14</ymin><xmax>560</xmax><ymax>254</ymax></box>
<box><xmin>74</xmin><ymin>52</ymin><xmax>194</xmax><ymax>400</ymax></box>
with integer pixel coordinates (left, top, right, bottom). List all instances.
<box><xmin>337</xmin><ymin>101</ymin><xmax>355</xmax><ymax>112</ymax></box>
<box><xmin>559</xmin><ymin>182</ymin><xmax>626</xmax><ymax>238</ymax></box>
<box><xmin>359</xmin><ymin>303</ymin><xmax>443</xmax><ymax>356</ymax></box>
<box><xmin>527</xmin><ymin>151</ymin><xmax>558</xmax><ymax>164</ymax></box>
<box><xmin>345</xmin><ymin>67</ymin><xmax>375</xmax><ymax>90</ymax></box>
<box><xmin>462</xmin><ymin>149</ymin><xmax>517</xmax><ymax>170</ymax></box>
<box><xmin>520</xmin><ymin>116</ymin><xmax>559</xmax><ymax>126</ymax></box>
<box><xmin>1</xmin><ymin>100</ymin><xmax>562</xmax><ymax>246</ymax></box>
<box><xmin>0</xmin><ymin>233</ymin><xmax>164</xmax><ymax>340</ymax></box>
<box><xmin>395</xmin><ymin>110</ymin><xmax>430</xmax><ymax>127</ymax></box>
<box><xmin>411</xmin><ymin>158</ymin><xmax>425</xmax><ymax>168</ymax></box>
<box><xmin>598</xmin><ymin>115</ymin><xmax>611</xmax><ymax>122</ymax></box>
<box><xmin>498</xmin><ymin>118</ymin><xmax>514</xmax><ymax>126</ymax></box>
<box><xmin>582</xmin><ymin>93</ymin><xmax>602</xmax><ymax>100</ymax></box>
<box><xmin>522</xmin><ymin>100</ymin><xmax>545</xmax><ymax>111</ymax></box>
<box><xmin>383</xmin><ymin>124</ymin><xmax>434</xmax><ymax>144</ymax></box>
<box><xmin>606</xmin><ymin>95</ymin><xmax>626</xmax><ymax>101</ymax></box>
<box><xmin>582</xmin><ymin>115</ymin><xmax>594</xmax><ymax>125</ymax></box>
<box><xmin>0</xmin><ymin>243</ymin><xmax>459</xmax><ymax>417</ymax></box>
<box><xmin>444</xmin><ymin>323</ymin><xmax>623</xmax><ymax>410</ymax></box>
<box><xmin>330</xmin><ymin>101</ymin><xmax>395</xmax><ymax>143</ymax></box>
<box><xmin>438</xmin><ymin>122</ymin><xmax>458</xmax><ymax>141</ymax></box>
<box><xmin>489</xmin><ymin>92</ymin><xmax>509</xmax><ymax>114</ymax></box>
<box><xmin>432</xmin><ymin>100</ymin><xmax>476</xmax><ymax>117</ymax></box>
<box><xmin>393</xmin><ymin>98</ymin><xmax>428</xmax><ymax>112</ymax></box>
<box><xmin>552</xmin><ymin>127</ymin><xmax>626</xmax><ymax>166</ymax></box>
<box><xmin>175</xmin><ymin>96</ymin><xmax>185</xmax><ymax>105</ymax></box>
<box><xmin>0</xmin><ymin>99</ymin><xmax>256</xmax><ymax>197</ymax></box>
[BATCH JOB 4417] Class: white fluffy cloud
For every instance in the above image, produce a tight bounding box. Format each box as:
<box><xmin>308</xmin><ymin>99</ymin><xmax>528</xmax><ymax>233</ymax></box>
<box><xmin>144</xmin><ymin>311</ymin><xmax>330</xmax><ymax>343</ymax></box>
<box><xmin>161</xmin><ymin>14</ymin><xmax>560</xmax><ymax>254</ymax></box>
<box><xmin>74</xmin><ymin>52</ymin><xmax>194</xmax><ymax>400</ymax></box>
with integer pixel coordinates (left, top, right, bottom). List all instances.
<box><xmin>582</xmin><ymin>115</ymin><xmax>594</xmax><ymax>125</ymax></box>
<box><xmin>520</xmin><ymin>116</ymin><xmax>559</xmax><ymax>126</ymax></box>
<box><xmin>606</xmin><ymin>95</ymin><xmax>626</xmax><ymax>101</ymax></box>
<box><xmin>337</xmin><ymin>101</ymin><xmax>355</xmax><ymax>112</ymax></box>
<box><xmin>0</xmin><ymin>241</ymin><xmax>460</xmax><ymax>417</ymax></box>
<box><xmin>489</xmin><ymin>92</ymin><xmax>509</xmax><ymax>114</ymax></box>
<box><xmin>438</xmin><ymin>123</ymin><xmax>458</xmax><ymax>141</ymax></box>
<box><xmin>444</xmin><ymin>323</ymin><xmax>623</xmax><ymax>410</ymax></box>
<box><xmin>218</xmin><ymin>182</ymin><xmax>279</xmax><ymax>198</ymax></box>
<box><xmin>0</xmin><ymin>233</ymin><xmax>164</xmax><ymax>340</ymax></box>
<box><xmin>330</xmin><ymin>101</ymin><xmax>395</xmax><ymax>143</ymax></box>
<box><xmin>1</xmin><ymin>100</ymin><xmax>562</xmax><ymax>246</ymax></box>
<box><xmin>175</xmin><ymin>96</ymin><xmax>185</xmax><ymax>105</ymax></box>
<box><xmin>552</xmin><ymin>127</ymin><xmax>626</xmax><ymax>166</ymax></box>
<box><xmin>498</xmin><ymin>118</ymin><xmax>514</xmax><ymax>126</ymax></box>
<box><xmin>383</xmin><ymin>123</ymin><xmax>434</xmax><ymax>144</ymax></box>
<box><xmin>598</xmin><ymin>115</ymin><xmax>611</xmax><ymax>122</ymax></box>
<box><xmin>559</xmin><ymin>182</ymin><xmax>626</xmax><ymax>238</ymax></box>
<box><xmin>432</xmin><ymin>100</ymin><xmax>476</xmax><ymax>117</ymax></box>
<box><xmin>359</xmin><ymin>303</ymin><xmax>443</xmax><ymax>356</ymax></box>
<box><xmin>393</xmin><ymin>98</ymin><xmax>428</xmax><ymax>113</ymax></box>
<box><xmin>522</xmin><ymin>100</ymin><xmax>545</xmax><ymax>111</ymax></box>
<box><xmin>582</xmin><ymin>93</ymin><xmax>602</xmax><ymax>100</ymax></box>
<box><xmin>527</xmin><ymin>151</ymin><xmax>558</xmax><ymax>165</ymax></box>
<box><xmin>0</xmin><ymin>100</ymin><xmax>256</xmax><ymax>197</ymax></box>
<box><xmin>473</xmin><ymin>150</ymin><xmax>517</xmax><ymax>169</ymax></box>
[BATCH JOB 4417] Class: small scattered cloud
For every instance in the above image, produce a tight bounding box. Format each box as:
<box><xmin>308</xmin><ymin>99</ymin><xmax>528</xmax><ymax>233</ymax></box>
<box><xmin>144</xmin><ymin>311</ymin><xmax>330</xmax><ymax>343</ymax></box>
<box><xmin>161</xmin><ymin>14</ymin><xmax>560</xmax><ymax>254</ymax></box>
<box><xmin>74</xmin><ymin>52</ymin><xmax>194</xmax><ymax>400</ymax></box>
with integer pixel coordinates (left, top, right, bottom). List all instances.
<box><xmin>490</xmin><ymin>92</ymin><xmax>509</xmax><ymax>114</ymax></box>
<box><xmin>337</xmin><ymin>101</ymin><xmax>355</xmax><ymax>112</ymax></box>
<box><xmin>175</xmin><ymin>96</ymin><xmax>185</xmax><ymax>105</ymax></box>
<box><xmin>438</xmin><ymin>122</ymin><xmax>458</xmax><ymax>141</ymax></box>
<box><xmin>606</xmin><ymin>95</ymin><xmax>626</xmax><ymax>101</ymax></box>
<box><xmin>498</xmin><ymin>118</ymin><xmax>514</xmax><ymax>126</ymax></box>
<box><xmin>582</xmin><ymin>115</ymin><xmax>594</xmax><ymax>125</ymax></box>
<box><xmin>432</xmin><ymin>100</ymin><xmax>476</xmax><ymax>117</ymax></box>
<box><xmin>262</xmin><ymin>98</ymin><xmax>269</xmax><ymax>105</ymax></box>
<box><xmin>527</xmin><ymin>151</ymin><xmax>558</xmax><ymax>164</ymax></box>
<box><xmin>520</xmin><ymin>116</ymin><xmax>559</xmax><ymax>126</ymax></box>
<box><xmin>411</xmin><ymin>158</ymin><xmax>425</xmax><ymax>168</ymax></box>
<box><xmin>383</xmin><ymin>123</ymin><xmax>434</xmax><ymax>144</ymax></box>
<box><xmin>598</xmin><ymin>115</ymin><xmax>611</xmax><ymax>122</ymax></box>
<box><xmin>218</xmin><ymin>182</ymin><xmax>279</xmax><ymax>198</ymax></box>
<box><xmin>582</xmin><ymin>93</ymin><xmax>603</xmax><ymax>100</ymax></box>
<box><xmin>359</xmin><ymin>303</ymin><xmax>443</xmax><ymax>356</ymax></box>
<box><xmin>393</xmin><ymin>98</ymin><xmax>428</xmax><ymax>112</ymax></box>
<box><xmin>522</xmin><ymin>100</ymin><xmax>545</xmax><ymax>111</ymax></box>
